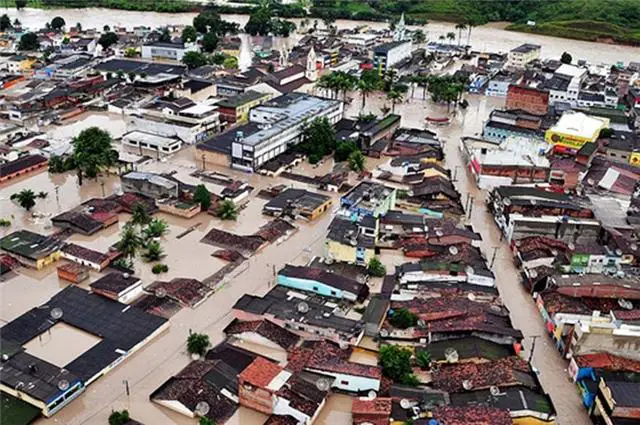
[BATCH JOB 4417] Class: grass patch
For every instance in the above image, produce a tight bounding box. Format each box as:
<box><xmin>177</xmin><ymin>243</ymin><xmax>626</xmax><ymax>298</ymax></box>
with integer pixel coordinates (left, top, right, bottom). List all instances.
<box><xmin>1</xmin><ymin>393</ymin><xmax>41</xmax><ymax>425</ymax></box>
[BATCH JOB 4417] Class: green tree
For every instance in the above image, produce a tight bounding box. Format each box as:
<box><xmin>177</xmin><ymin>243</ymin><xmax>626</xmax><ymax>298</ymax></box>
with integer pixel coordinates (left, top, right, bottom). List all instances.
<box><xmin>182</xmin><ymin>51</ymin><xmax>209</xmax><ymax>69</ymax></box>
<box><xmin>51</xmin><ymin>16</ymin><xmax>66</xmax><ymax>31</ymax></box>
<box><xmin>390</xmin><ymin>308</ymin><xmax>418</xmax><ymax>329</ymax></box>
<box><xmin>446</xmin><ymin>31</ymin><xmax>456</xmax><ymax>44</ymax></box>
<box><xmin>357</xmin><ymin>69</ymin><xmax>380</xmax><ymax>109</ymax></box>
<box><xmin>143</xmin><ymin>240</ymin><xmax>165</xmax><ymax>262</ymax></box>
<box><xmin>415</xmin><ymin>350</ymin><xmax>431</xmax><ymax>369</ymax></box>
<box><xmin>216</xmin><ymin>200</ymin><xmax>238</xmax><ymax>221</ymax></box>
<box><xmin>193</xmin><ymin>185</ymin><xmax>212</xmax><ymax>210</ymax></box>
<box><xmin>379</xmin><ymin>345</ymin><xmax>417</xmax><ymax>385</ymax></box>
<box><xmin>10</xmin><ymin>189</ymin><xmax>37</xmax><ymax>211</ymax></box>
<box><xmin>348</xmin><ymin>150</ymin><xmax>365</xmax><ymax>173</ymax></box>
<box><xmin>245</xmin><ymin>5</ymin><xmax>273</xmax><ymax>36</ymax></box>
<box><xmin>181</xmin><ymin>25</ymin><xmax>197</xmax><ymax>43</ymax></box>
<box><xmin>199</xmin><ymin>417</ymin><xmax>216</xmax><ymax>425</ymax></box>
<box><xmin>18</xmin><ymin>32</ymin><xmax>39</xmax><ymax>51</ymax></box>
<box><xmin>212</xmin><ymin>52</ymin><xmax>226</xmax><ymax>65</ymax></box>
<box><xmin>124</xmin><ymin>47</ymin><xmax>138</xmax><ymax>57</ymax></box>
<box><xmin>15</xmin><ymin>0</ymin><xmax>27</xmax><ymax>10</ymax></box>
<box><xmin>455</xmin><ymin>23</ymin><xmax>467</xmax><ymax>46</ymax></box>
<box><xmin>202</xmin><ymin>31</ymin><xmax>219</xmax><ymax>53</ymax></box>
<box><xmin>130</xmin><ymin>202</ymin><xmax>151</xmax><ymax>226</ymax></box>
<box><xmin>158</xmin><ymin>28</ymin><xmax>171</xmax><ymax>42</ymax></box>
<box><xmin>223</xmin><ymin>56</ymin><xmax>238</xmax><ymax>69</ymax></box>
<box><xmin>103</xmin><ymin>25</ymin><xmax>110</xmax><ymax>32</ymax></box>
<box><xmin>144</xmin><ymin>218</ymin><xmax>169</xmax><ymax>238</ymax></box>
<box><xmin>116</xmin><ymin>224</ymin><xmax>142</xmax><ymax>258</ymax></box>
<box><xmin>98</xmin><ymin>32</ymin><xmax>118</xmax><ymax>49</ymax></box>
<box><xmin>561</xmin><ymin>51</ymin><xmax>572</xmax><ymax>64</ymax></box>
<box><xmin>412</xmin><ymin>29</ymin><xmax>426</xmax><ymax>44</ymax></box>
<box><xmin>334</xmin><ymin>141</ymin><xmax>358</xmax><ymax>162</ymax></box>
<box><xmin>108</xmin><ymin>410</ymin><xmax>130</xmax><ymax>425</ymax></box>
<box><xmin>298</xmin><ymin>117</ymin><xmax>336</xmax><ymax>163</ymax></box>
<box><xmin>0</xmin><ymin>14</ymin><xmax>12</xmax><ymax>32</ymax></box>
<box><xmin>187</xmin><ymin>332</ymin><xmax>210</xmax><ymax>356</ymax></box>
<box><xmin>386</xmin><ymin>90</ymin><xmax>403</xmax><ymax>113</ymax></box>
<box><xmin>367</xmin><ymin>257</ymin><xmax>386</xmax><ymax>277</ymax></box>
<box><xmin>72</xmin><ymin>127</ymin><xmax>116</xmax><ymax>186</ymax></box>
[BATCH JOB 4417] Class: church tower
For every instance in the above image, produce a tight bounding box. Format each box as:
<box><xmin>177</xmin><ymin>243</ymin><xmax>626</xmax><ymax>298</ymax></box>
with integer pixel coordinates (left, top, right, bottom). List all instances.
<box><xmin>393</xmin><ymin>13</ymin><xmax>406</xmax><ymax>42</ymax></box>
<box><xmin>306</xmin><ymin>46</ymin><xmax>318</xmax><ymax>81</ymax></box>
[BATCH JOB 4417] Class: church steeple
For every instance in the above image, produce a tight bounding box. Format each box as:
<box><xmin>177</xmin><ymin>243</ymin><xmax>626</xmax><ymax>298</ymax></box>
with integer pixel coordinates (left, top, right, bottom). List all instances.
<box><xmin>393</xmin><ymin>13</ymin><xmax>406</xmax><ymax>42</ymax></box>
<box><xmin>306</xmin><ymin>46</ymin><xmax>318</xmax><ymax>81</ymax></box>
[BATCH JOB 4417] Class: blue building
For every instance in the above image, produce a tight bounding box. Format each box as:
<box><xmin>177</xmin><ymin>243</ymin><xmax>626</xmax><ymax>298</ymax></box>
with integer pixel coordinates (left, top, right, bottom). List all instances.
<box><xmin>277</xmin><ymin>265</ymin><xmax>369</xmax><ymax>301</ymax></box>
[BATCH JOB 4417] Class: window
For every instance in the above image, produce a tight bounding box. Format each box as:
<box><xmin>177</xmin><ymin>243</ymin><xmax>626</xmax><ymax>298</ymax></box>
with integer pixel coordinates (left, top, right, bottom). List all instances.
<box><xmin>313</xmin><ymin>286</ymin><xmax>319</xmax><ymax>291</ymax></box>
<box><xmin>340</xmin><ymin>380</ymin><xmax>349</xmax><ymax>385</ymax></box>
<box><xmin>331</xmin><ymin>290</ymin><xmax>337</xmax><ymax>296</ymax></box>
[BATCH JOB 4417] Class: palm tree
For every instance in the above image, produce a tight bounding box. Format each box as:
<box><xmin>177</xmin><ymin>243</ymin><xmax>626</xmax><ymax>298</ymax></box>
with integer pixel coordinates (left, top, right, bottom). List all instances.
<box><xmin>130</xmin><ymin>202</ymin><xmax>151</xmax><ymax>226</ymax></box>
<box><xmin>387</xmin><ymin>90</ymin><xmax>404</xmax><ymax>113</ymax></box>
<box><xmin>347</xmin><ymin>150</ymin><xmax>365</xmax><ymax>172</ymax></box>
<box><xmin>10</xmin><ymin>189</ymin><xmax>37</xmax><ymax>211</ymax></box>
<box><xmin>144</xmin><ymin>218</ymin><xmax>169</xmax><ymax>239</ymax></box>
<box><xmin>466</xmin><ymin>21</ymin><xmax>476</xmax><ymax>46</ymax></box>
<box><xmin>116</xmin><ymin>224</ymin><xmax>142</xmax><ymax>258</ymax></box>
<box><xmin>357</xmin><ymin>70</ymin><xmax>379</xmax><ymax>109</ymax></box>
<box><xmin>455</xmin><ymin>23</ymin><xmax>467</xmax><ymax>47</ymax></box>
<box><xmin>446</xmin><ymin>32</ymin><xmax>456</xmax><ymax>45</ymax></box>
<box><xmin>408</xmin><ymin>75</ymin><xmax>422</xmax><ymax>98</ymax></box>
<box><xmin>143</xmin><ymin>240</ymin><xmax>165</xmax><ymax>262</ymax></box>
<box><xmin>216</xmin><ymin>200</ymin><xmax>239</xmax><ymax>221</ymax></box>
<box><xmin>438</xmin><ymin>34</ymin><xmax>445</xmax><ymax>43</ymax></box>
<box><xmin>412</xmin><ymin>29</ymin><xmax>426</xmax><ymax>45</ymax></box>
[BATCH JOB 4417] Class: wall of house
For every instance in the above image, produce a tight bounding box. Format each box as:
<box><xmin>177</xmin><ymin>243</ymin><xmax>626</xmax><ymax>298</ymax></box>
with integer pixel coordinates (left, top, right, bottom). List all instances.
<box><xmin>325</xmin><ymin>240</ymin><xmax>375</xmax><ymax>265</ymax></box>
<box><xmin>239</xmin><ymin>384</ymin><xmax>274</xmax><ymax>414</ymax></box>
<box><xmin>277</xmin><ymin>275</ymin><xmax>354</xmax><ymax>301</ymax></box>
<box><xmin>306</xmin><ymin>369</ymin><xmax>379</xmax><ymax>392</ymax></box>
<box><xmin>34</xmin><ymin>252</ymin><xmax>62</xmax><ymax>270</ymax></box>
<box><xmin>572</xmin><ymin>329</ymin><xmax>640</xmax><ymax>361</ymax></box>
<box><xmin>273</xmin><ymin>397</ymin><xmax>311</xmax><ymax>425</ymax></box>
<box><xmin>197</xmin><ymin>148</ymin><xmax>231</xmax><ymax>169</ymax></box>
<box><xmin>60</xmin><ymin>252</ymin><xmax>106</xmax><ymax>271</ymax></box>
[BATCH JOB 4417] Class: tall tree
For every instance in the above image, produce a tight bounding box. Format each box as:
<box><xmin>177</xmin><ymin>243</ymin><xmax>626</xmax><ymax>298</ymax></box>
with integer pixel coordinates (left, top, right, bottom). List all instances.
<box><xmin>98</xmin><ymin>32</ymin><xmax>118</xmax><ymax>50</ymax></box>
<box><xmin>216</xmin><ymin>200</ymin><xmax>239</xmax><ymax>221</ymax></box>
<box><xmin>18</xmin><ymin>32</ymin><xmax>39</xmax><ymax>51</ymax></box>
<box><xmin>72</xmin><ymin>127</ymin><xmax>116</xmax><ymax>186</ymax></box>
<box><xmin>347</xmin><ymin>150</ymin><xmax>365</xmax><ymax>173</ymax></box>
<box><xmin>51</xmin><ymin>16</ymin><xmax>65</xmax><ymax>31</ymax></box>
<box><xmin>182</xmin><ymin>51</ymin><xmax>209</xmax><ymax>69</ymax></box>
<box><xmin>299</xmin><ymin>117</ymin><xmax>336</xmax><ymax>163</ymax></box>
<box><xmin>201</xmin><ymin>31</ymin><xmax>219</xmax><ymax>53</ymax></box>
<box><xmin>357</xmin><ymin>69</ymin><xmax>380</xmax><ymax>109</ymax></box>
<box><xmin>15</xmin><ymin>0</ymin><xmax>27</xmax><ymax>10</ymax></box>
<box><xmin>181</xmin><ymin>25</ymin><xmax>197</xmax><ymax>43</ymax></box>
<box><xmin>0</xmin><ymin>14</ymin><xmax>12</xmax><ymax>32</ymax></box>
<box><xmin>10</xmin><ymin>189</ymin><xmax>38</xmax><ymax>211</ymax></box>
<box><xmin>116</xmin><ymin>224</ymin><xmax>142</xmax><ymax>258</ymax></box>
<box><xmin>455</xmin><ymin>23</ymin><xmax>467</xmax><ymax>46</ymax></box>
<box><xmin>130</xmin><ymin>202</ymin><xmax>151</xmax><ymax>226</ymax></box>
<box><xmin>412</xmin><ymin>29</ymin><xmax>426</xmax><ymax>44</ymax></box>
<box><xmin>387</xmin><ymin>90</ymin><xmax>403</xmax><ymax>113</ymax></box>
<box><xmin>193</xmin><ymin>185</ymin><xmax>212</xmax><ymax>210</ymax></box>
<box><xmin>446</xmin><ymin>32</ymin><xmax>456</xmax><ymax>45</ymax></box>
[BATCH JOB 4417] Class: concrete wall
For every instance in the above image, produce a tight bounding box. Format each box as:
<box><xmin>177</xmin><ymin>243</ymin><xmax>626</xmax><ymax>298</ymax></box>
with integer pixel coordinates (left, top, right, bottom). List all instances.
<box><xmin>277</xmin><ymin>275</ymin><xmax>355</xmax><ymax>301</ymax></box>
<box><xmin>306</xmin><ymin>368</ymin><xmax>379</xmax><ymax>392</ymax></box>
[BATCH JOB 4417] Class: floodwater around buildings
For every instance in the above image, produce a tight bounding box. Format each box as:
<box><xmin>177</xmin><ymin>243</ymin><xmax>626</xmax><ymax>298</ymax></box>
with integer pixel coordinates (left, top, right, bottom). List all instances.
<box><xmin>0</xmin><ymin>87</ymin><xmax>592</xmax><ymax>424</ymax></box>
<box><xmin>2</xmin><ymin>8</ymin><xmax>640</xmax><ymax>65</ymax></box>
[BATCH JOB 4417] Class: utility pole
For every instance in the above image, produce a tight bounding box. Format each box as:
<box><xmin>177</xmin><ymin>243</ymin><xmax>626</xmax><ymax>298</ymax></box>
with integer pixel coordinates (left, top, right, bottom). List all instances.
<box><xmin>490</xmin><ymin>246</ymin><xmax>499</xmax><ymax>268</ymax></box>
<box><xmin>100</xmin><ymin>181</ymin><xmax>105</xmax><ymax>197</ymax></box>
<box><xmin>466</xmin><ymin>196</ymin><xmax>474</xmax><ymax>219</ymax></box>
<box><xmin>452</xmin><ymin>165</ymin><xmax>460</xmax><ymax>182</ymax></box>
<box><xmin>528</xmin><ymin>335</ymin><xmax>540</xmax><ymax>364</ymax></box>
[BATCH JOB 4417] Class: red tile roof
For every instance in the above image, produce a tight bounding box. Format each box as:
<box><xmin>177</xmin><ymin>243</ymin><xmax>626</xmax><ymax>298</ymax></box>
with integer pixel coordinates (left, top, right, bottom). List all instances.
<box><xmin>352</xmin><ymin>397</ymin><xmax>392</xmax><ymax>415</ymax></box>
<box><xmin>287</xmin><ymin>340</ymin><xmax>381</xmax><ymax>379</ymax></box>
<box><xmin>239</xmin><ymin>357</ymin><xmax>283</xmax><ymax>389</ymax></box>
<box><xmin>433</xmin><ymin>406</ymin><xmax>512</xmax><ymax>425</ymax></box>
<box><xmin>224</xmin><ymin>319</ymin><xmax>300</xmax><ymax>350</ymax></box>
<box><xmin>574</xmin><ymin>352</ymin><xmax>640</xmax><ymax>373</ymax></box>
<box><xmin>431</xmin><ymin>356</ymin><xmax>533</xmax><ymax>393</ymax></box>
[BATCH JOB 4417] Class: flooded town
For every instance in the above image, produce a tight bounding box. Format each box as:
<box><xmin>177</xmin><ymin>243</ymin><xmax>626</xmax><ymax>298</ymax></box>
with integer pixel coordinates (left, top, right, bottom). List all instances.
<box><xmin>1</xmin><ymin>2</ymin><xmax>640</xmax><ymax>425</ymax></box>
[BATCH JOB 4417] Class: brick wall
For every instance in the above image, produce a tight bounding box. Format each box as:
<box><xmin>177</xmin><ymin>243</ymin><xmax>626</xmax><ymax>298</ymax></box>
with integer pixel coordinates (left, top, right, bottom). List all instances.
<box><xmin>506</xmin><ymin>85</ymin><xmax>549</xmax><ymax>116</ymax></box>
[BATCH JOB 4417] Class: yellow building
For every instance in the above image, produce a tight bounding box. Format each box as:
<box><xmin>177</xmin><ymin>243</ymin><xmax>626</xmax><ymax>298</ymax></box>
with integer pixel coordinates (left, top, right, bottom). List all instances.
<box><xmin>0</xmin><ymin>230</ymin><xmax>62</xmax><ymax>270</ymax></box>
<box><xmin>7</xmin><ymin>54</ymin><xmax>36</xmax><ymax>73</ymax></box>
<box><xmin>545</xmin><ymin>111</ymin><xmax>609</xmax><ymax>150</ymax></box>
<box><xmin>217</xmin><ymin>90</ymin><xmax>272</xmax><ymax>124</ymax></box>
<box><xmin>325</xmin><ymin>216</ymin><xmax>377</xmax><ymax>265</ymax></box>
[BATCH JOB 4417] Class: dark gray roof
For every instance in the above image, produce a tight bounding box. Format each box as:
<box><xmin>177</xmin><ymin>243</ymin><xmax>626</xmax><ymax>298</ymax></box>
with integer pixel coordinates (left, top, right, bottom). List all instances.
<box><xmin>264</xmin><ymin>188</ymin><xmax>330</xmax><ymax>213</ymax></box>
<box><xmin>90</xmin><ymin>272</ymin><xmax>141</xmax><ymax>294</ymax></box>
<box><xmin>0</xmin><ymin>154</ymin><xmax>47</xmax><ymax>178</ymax></box>
<box><xmin>607</xmin><ymin>380</ymin><xmax>640</xmax><ymax>407</ymax></box>
<box><xmin>95</xmin><ymin>58</ymin><xmax>185</xmax><ymax>76</ymax></box>
<box><xmin>0</xmin><ymin>230</ymin><xmax>62</xmax><ymax>261</ymax></box>
<box><xmin>374</xmin><ymin>40</ymin><xmax>410</xmax><ymax>54</ymax></box>
<box><xmin>450</xmin><ymin>385</ymin><xmax>554</xmax><ymax>414</ymax></box>
<box><xmin>425</xmin><ymin>337</ymin><xmax>513</xmax><ymax>361</ymax></box>
<box><xmin>278</xmin><ymin>265</ymin><xmax>366</xmax><ymax>296</ymax></box>
<box><xmin>326</xmin><ymin>217</ymin><xmax>376</xmax><ymax>249</ymax></box>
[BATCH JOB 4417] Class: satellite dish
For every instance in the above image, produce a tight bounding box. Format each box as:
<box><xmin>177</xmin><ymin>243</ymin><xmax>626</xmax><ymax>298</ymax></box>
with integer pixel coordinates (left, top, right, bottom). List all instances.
<box><xmin>435</xmin><ymin>229</ymin><xmax>444</xmax><ymax>237</ymax></box>
<box><xmin>567</xmin><ymin>242</ymin><xmax>575</xmax><ymax>251</ymax></box>
<box><xmin>515</xmin><ymin>240</ymin><xmax>522</xmax><ymax>247</ymax></box>
<box><xmin>316</xmin><ymin>378</ymin><xmax>330</xmax><ymax>392</ymax></box>
<box><xmin>530</xmin><ymin>199</ymin><xmax>537</xmax><ymax>205</ymax></box>
<box><xmin>467</xmin><ymin>293</ymin><xmax>476</xmax><ymax>302</ymax></box>
<box><xmin>529</xmin><ymin>269</ymin><xmax>538</xmax><ymax>279</ymax></box>
<box><xmin>416</xmin><ymin>319</ymin><xmax>426</xmax><ymax>328</ymax></box>
<box><xmin>367</xmin><ymin>390</ymin><xmax>377</xmax><ymax>400</ymax></box>
<box><xmin>400</xmin><ymin>398</ymin><xmax>413</xmax><ymax>409</ymax></box>
<box><xmin>615</xmin><ymin>248</ymin><xmax>623</xmax><ymax>256</ymax></box>
<box><xmin>123</xmin><ymin>273</ymin><xmax>130</xmax><ymax>279</ymax></box>
<box><xmin>462</xmin><ymin>380</ymin><xmax>473</xmax><ymax>390</ymax></box>
<box><xmin>191</xmin><ymin>353</ymin><xmax>201</xmax><ymax>361</ymax></box>
<box><xmin>195</xmin><ymin>401</ymin><xmax>210</xmax><ymax>416</ymax></box>
<box><xmin>57</xmin><ymin>380</ymin><xmax>69</xmax><ymax>391</ymax></box>
<box><xmin>1</xmin><ymin>354</ymin><xmax>8</xmax><ymax>361</ymax></box>
<box><xmin>50</xmin><ymin>307</ymin><xmax>63</xmax><ymax>320</ymax></box>
<box><xmin>630</xmin><ymin>243</ymin><xmax>638</xmax><ymax>251</ymax></box>
<box><xmin>503</xmin><ymin>197</ymin><xmax>512</xmax><ymax>206</ymax></box>
<box><xmin>550</xmin><ymin>249</ymin><xmax>558</xmax><ymax>256</ymax></box>
<box><xmin>618</xmin><ymin>299</ymin><xmax>633</xmax><ymax>310</ymax></box>
<box><xmin>448</xmin><ymin>246</ymin><xmax>459</xmax><ymax>255</ymax></box>
<box><xmin>156</xmin><ymin>288</ymin><xmax>167</xmax><ymax>298</ymax></box>
<box><xmin>489</xmin><ymin>386</ymin><xmax>501</xmax><ymax>396</ymax></box>
<box><xmin>465</xmin><ymin>266</ymin><xmax>475</xmax><ymax>276</ymax></box>
<box><xmin>338</xmin><ymin>341</ymin><xmax>349</xmax><ymax>350</ymax></box>
<box><xmin>297</xmin><ymin>302</ymin><xmax>309</xmax><ymax>314</ymax></box>
<box><xmin>444</xmin><ymin>347</ymin><xmax>459</xmax><ymax>363</ymax></box>
<box><xmin>587</xmin><ymin>178</ymin><xmax>595</xmax><ymax>186</ymax></box>
<box><xmin>380</xmin><ymin>329</ymin><xmax>389</xmax><ymax>337</ymax></box>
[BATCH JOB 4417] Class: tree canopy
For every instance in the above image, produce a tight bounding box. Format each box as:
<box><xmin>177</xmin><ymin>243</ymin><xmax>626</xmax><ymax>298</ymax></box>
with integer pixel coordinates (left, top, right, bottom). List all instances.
<box><xmin>181</xmin><ymin>25</ymin><xmax>197</xmax><ymax>43</ymax></box>
<box><xmin>379</xmin><ymin>345</ymin><xmax>418</xmax><ymax>385</ymax></box>
<box><xmin>98</xmin><ymin>32</ymin><xmax>118</xmax><ymax>49</ymax></box>
<box><xmin>298</xmin><ymin>117</ymin><xmax>336</xmax><ymax>164</ymax></box>
<box><xmin>72</xmin><ymin>127</ymin><xmax>117</xmax><ymax>185</ymax></box>
<box><xmin>187</xmin><ymin>332</ymin><xmax>210</xmax><ymax>356</ymax></box>
<box><xmin>193</xmin><ymin>185</ymin><xmax>212</xmax><ymax>210</ymax></box>
<box><xmin>51</xmin><ymin>16</ymin><xmax>66</xmax><ymax>31</ymax></box>
<box><xmin>18</xmin><ymin>32</ymin><xmax>40</xmax><ymax>51</ymax></box>
<box><xmin>182</xmin><ymin>51</ymin><xmax>209</xmax><ymax>69</ymax></box>
<box><xmin>0</xmin><ymin>14</ymin><xmax>12</xmax><ymax>32</ymax></box>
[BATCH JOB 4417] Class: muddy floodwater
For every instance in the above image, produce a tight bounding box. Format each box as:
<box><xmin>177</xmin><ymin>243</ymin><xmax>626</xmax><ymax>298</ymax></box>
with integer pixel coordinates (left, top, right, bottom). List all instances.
<box><xmin>2</xmin><ymin>8</ymin><xmax>640</xmax><ymax>65</ymax></box>
<box><xmin>0</xmin><ymin>87</ymin><xmax>593</xmax><ymax>424</ymax></box>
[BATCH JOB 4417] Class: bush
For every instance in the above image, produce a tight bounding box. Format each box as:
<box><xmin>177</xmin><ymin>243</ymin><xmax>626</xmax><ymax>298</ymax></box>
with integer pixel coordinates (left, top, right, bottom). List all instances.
<box><xmin>187</xmin><ymin>332</ymin><xmax>210</xmax><ymax>356</ymax></box>
<box><xmin>108</xmin><ymin>410</ymin><xmax>130</xmax><ymax>425</ymax></box>
<box><xmin>152</xmin><ymin>264</ymin><xmax>169</xmax><ymax>274</ymax></box>
<box><xmin>0</xmin><ymin>218</ymin><xmax>11</xmax><ymax>227</ymax></box>
<box><xmin>367</xmin><ymin>257</ymin><xmax>386</xmax><ymax>277</ymax></box>
<box><xmin>415</xmin><ymin>350</ymin><xmax>431</xmax><ymax>369</ymax></box>
<box><xmin>379</xmin><ymin>345</ymin><xmax>416</xmax><ymax>385</ymax></box>
<box><xmin>389</xmin><ymin>308</ymin><xmax>418</xmax><ymax>329</ymax></box>
<box><xmin>193</xmin><ymin>184</ymin><xmax>212</xmax><ymax>210</ymax></box>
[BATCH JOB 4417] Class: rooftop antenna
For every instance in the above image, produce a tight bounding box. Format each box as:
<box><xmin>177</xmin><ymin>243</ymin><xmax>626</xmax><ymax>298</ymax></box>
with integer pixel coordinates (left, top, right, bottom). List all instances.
<box><xmin>618</xmin><ymin>299</ymin><xmax>633</xmax><ymax>310</ymax></box>
<box><xmin>57</xmin><ymin>380</ymin><xmax>70</xmax><ymax>391</ymax></box>
<box><xmin>50</xmin><ymin>307</ymin><xmax>63</xmax><ymax>320</ymax></box>
<box><xmin>467</xmin><ymin>293</ymin><xmax>476</xmax><ymax>302</ymax></box>
<box><xmin>529</xmin><ymin>269</ymin><xmax>538</xmax><ymax>279</ymax></box>
<box><xmin>435</xmin><ymin>229</ymin><xmax>444</xmax><ymax>238</ymax></box>
<box><xmin>567</xmin><ymin>242</ymin><xmax>576</xmax><ymax>251</ymax></box>
<box><xmin>195</xmin><ymin>401</ymin><xmax>210</xmax><ymax>417</ymax></box>
<box><xmin>315</xmin><ymin>378</ymin><xmax>330</xmax><ymax>392</ymax></box>
<box><xmin>416</xmin><ymin>319</ymin><xmax>426</xmax><ymax>328</ymax></box>
<box><xmin>444</xmin><ymin>347</ymin><xmax>459</xmax><ymax>363</ymax></box>
<box><xmin>297</xmin><ymin>301</ymin><xmax>310</xmax><ymax>314</ymax></box>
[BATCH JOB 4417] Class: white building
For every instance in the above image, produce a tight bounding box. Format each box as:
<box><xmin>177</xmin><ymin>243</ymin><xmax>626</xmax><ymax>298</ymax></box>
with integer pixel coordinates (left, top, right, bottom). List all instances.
<box><xmin>121</xmin><ymin>131</ymin><xmax>182</xmax><ymax>155</ymax></box>
<box><xmin>229</xmin><ymin>94</ymin><xmax>343</xmax><ymax>171</ymax></box>
<box><xmin>141</xmin><ymin>41</ymin><xmax>197</xmax><ymax>62</ymax></box>
<box><xmin>373</xmin><ymin>40</ymin><xmax>412</xmax><ymax>72</ymax></box>
<box><xmin>546</xmin><ymin>64</ymin><xmax>587</xmax><ymax>106</ymax></box>
<box><xmin>507</xmin><ymin>43</ymin><xmax>541</xmax><ymax>68</ymax></box>
<box><xmin>342</xmin><ymin>33</ymin><xmax>379</xmax><ymax>48</ymax></box>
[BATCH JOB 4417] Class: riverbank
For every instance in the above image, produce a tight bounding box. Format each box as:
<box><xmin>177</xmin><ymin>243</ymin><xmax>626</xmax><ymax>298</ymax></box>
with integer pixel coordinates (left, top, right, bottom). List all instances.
<box><xmin>508</xmin><ymin>20</ymin><xmax>640</xmax><ymax>47</ymax></box>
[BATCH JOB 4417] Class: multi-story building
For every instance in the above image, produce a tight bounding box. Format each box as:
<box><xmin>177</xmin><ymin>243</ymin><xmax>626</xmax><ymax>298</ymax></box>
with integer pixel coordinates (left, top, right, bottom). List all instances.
<box><xmin>545</xmin><ymin>111</ymin><xmax>609</xmax><ymax>151</ymax></box>
<box><xmin>373</xmin><ymin>40</ymin><xmax>412</xmax><ymax>73</ymax></box>
<box><xmin>217</xmin><ymin>90</ymin><xmax>273</xmax><ymax>124</ymax></box>
<box><xmin>507</xmin><ymin>43</ymin><xmax>541</xmax><ymax>68</ymax></box>
<box><xmin>505</xmin><ymin>85</ymin><xmax>549</xmax><ymax>115</ymax></box>
<box><xmin>198</xmin><ymin>93</ymin><xmax>343</xmax><ymax>171</ymax></box>
<box><xmin>141</xmin><ymin>41</ymin><xmax>197</xmax><ymax>62</ymax></box>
